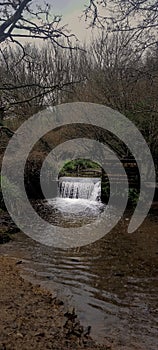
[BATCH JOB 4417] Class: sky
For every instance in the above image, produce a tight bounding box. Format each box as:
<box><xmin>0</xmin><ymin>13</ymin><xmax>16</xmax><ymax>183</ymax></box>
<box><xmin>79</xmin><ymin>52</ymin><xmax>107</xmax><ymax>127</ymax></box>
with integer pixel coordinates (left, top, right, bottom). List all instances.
<box><xmin>50</xmin><ymin>0</ymin><xmax>85</xmax><ymax>16</ymax></box>
<box><xmin>34</xmin><ymin>0</ymin><xmax>95</xmax><ymax>43</ymax></box>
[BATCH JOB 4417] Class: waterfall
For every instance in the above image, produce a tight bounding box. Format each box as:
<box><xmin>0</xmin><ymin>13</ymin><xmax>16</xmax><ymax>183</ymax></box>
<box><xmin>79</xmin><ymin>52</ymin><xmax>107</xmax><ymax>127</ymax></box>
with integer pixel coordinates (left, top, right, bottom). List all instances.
<box><xmin>58</xmin><ymin>177</ymin><xmax>101</xmax><ymax>201</ymax></box>
<box><xmin>90</xmin><ymin>180</ymin><xmax>101</xmax><ymax>201</ymax></box>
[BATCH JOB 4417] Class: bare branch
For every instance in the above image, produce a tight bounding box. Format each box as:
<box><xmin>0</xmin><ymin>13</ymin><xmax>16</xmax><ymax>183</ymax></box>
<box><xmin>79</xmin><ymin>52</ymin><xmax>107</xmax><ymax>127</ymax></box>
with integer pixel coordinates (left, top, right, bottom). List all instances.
<box><xmin>0</xmin><ymin>0</ymin><xmax>31</xmax><ymax>40</ymax></box>
<box><xmin>0</xmin><ymin>0</ymin><xmax>78</xmax><ymax>53</ymax></box>
<box><xmin>8</xmin><ymin>80</ymin><xmax>82</xmax><ymax>105</ymax></box>
<box><xmin>85</xmin><ymin>1</ymin><xmax>158</xmax><ymax>49</ymax></box>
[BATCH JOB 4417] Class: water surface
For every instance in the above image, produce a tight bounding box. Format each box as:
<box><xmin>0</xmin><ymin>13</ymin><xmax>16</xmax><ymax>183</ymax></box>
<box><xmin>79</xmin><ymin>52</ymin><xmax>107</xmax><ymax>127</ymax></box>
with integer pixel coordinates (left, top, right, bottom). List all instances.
<box><xmin>0</xmin><ymin>178</ymin><xmax>158</xmax><ymax>349</ymax></box>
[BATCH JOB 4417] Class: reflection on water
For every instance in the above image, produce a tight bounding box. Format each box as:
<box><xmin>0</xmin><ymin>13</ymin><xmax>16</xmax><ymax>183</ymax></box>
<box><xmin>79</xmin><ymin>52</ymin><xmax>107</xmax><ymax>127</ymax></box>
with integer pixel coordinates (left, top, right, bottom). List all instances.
<box><xmin>0</xmin><ymin>207</ymin><xmax>158</xmax><ymax>349</ymax></box>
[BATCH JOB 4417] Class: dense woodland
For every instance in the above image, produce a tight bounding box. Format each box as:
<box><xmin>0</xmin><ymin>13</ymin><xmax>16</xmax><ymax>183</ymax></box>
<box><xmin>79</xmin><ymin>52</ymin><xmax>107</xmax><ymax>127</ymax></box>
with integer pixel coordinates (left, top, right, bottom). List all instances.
<box><xmin>0</xmin><ymin>33</ymin><xmax>158</xmax><ymax>169</ymax></box>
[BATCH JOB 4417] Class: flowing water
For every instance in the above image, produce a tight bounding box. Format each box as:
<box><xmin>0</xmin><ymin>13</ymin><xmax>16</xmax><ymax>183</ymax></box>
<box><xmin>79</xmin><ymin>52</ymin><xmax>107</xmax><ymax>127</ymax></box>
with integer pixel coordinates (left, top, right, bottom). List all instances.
<box><xmin>42</xmin><ymin>177</ymin><xmax>104</xmax><ymax>229</ymax></box>
<box><xmin>0</xmin><ymin>177</ymin><xmax>158</xmax><ymax>349</ymax></box>
<box><xmin>58</xmin><ymin>176</ymin><xmax>101</xmax><ymax>200</ymax></box>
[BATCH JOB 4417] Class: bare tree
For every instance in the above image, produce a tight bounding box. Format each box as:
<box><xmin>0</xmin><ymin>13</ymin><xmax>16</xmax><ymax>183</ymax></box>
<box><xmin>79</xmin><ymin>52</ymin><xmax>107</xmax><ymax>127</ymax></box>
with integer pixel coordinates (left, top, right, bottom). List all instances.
<box><xmin>0</xmin><ymin>42</ymin><xmax>83</xmax><ymax>119</ymax></box>
<box><xmin>67</xmin><ymin>31</ymin><xmax>158</xmax><ymax>163</ymax></box>
<box><xmin>72</xmin><ymin>31</ymin><xmax>143</xmax><ymax>110</ymax></box>
<box><xmin>85</xmin><ymin>0</ymin><xmax>158</xmax><ymax>50</ymax></box>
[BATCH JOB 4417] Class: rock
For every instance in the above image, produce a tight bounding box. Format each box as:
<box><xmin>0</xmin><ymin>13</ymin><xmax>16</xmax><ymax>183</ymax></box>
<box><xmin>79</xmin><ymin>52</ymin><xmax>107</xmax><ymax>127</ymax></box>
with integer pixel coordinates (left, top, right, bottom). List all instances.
<box><xmin>35</xmin><ymin>331</ymin><xmax>45</xmax><ymax>337</ymax></box>
<box><xmin>15</xmin><ymin>260</ymin><xmax>23</xmax><ymax>265</ymax></box>
<box><xmin>16</xmin><ymin>332</ymin><xmax>23</xmax><ymax>338</ymax></box>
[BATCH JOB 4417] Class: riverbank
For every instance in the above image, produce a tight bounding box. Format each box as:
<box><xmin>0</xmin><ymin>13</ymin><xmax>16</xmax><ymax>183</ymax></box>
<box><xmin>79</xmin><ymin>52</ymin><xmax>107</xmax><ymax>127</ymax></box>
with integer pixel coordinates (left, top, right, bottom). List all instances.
<box><xmin>0</xmin><ymin>256</ymin><xmax>108</xmax><ymax>350</ymax></box>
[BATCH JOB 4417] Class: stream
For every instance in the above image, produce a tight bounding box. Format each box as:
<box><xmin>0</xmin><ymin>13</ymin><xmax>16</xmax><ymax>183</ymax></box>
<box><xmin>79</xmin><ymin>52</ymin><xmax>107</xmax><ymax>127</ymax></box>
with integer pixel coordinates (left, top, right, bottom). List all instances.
<box><xmin>0</xmin><ymin>177</ymin><xmax>158</xmax><ymax>349</ymax></box>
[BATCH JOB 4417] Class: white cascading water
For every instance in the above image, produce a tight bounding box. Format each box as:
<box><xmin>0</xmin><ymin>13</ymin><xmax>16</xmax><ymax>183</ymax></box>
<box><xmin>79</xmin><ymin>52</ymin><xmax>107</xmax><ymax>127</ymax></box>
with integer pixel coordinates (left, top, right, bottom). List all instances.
<box><xmin>58</xmin><ymin>177</ymin><xmax>101</xmax><ymax>201</ymax></box>
<box><xmin>90</xmin><ymin>180</ymin><xmax>101</xmax><ymax>201</ymax></box>
<box><xmin>48</xmin><ymin>177</ymin><xmax>103</xmax><ymax>219</ymax></box>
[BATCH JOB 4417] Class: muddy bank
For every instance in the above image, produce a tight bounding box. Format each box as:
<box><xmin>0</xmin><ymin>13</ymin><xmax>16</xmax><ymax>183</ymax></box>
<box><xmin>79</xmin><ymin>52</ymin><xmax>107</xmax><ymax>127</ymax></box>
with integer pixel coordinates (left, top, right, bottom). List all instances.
<box><xmin>0</xmin><ymin>256</ymin><xmax>108</xmax><ymax>350</ymax></box>
<box><xmin>0</xmin><ymin>211</ymin><xmax>20</xmax><ymax>244</ymax></box>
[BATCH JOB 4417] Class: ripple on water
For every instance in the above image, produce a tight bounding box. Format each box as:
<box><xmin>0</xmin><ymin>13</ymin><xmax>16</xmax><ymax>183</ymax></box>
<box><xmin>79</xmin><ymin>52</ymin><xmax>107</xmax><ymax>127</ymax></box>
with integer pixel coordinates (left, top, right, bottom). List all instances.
<box><xmin>0</xmin><ymin>205</ymin><xmax>158</xmax><ymax>349</ymax></box>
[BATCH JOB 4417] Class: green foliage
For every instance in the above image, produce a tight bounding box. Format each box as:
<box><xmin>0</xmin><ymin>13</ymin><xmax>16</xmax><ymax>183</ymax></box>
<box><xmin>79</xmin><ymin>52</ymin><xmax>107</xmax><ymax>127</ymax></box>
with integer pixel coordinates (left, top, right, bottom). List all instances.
<box><xmin>128</xmin><ymin>188</ymin><xmax>139</xmax><ymax>207</ymax></box>
<box><xmin>101</xmin><ymin>181</ymin><xmax>139</xmax><ymax>207</ymax></box>
<box><xmin>59</xmin><ymin>158</ymin><xmax>100</xmax><ymax>176</ymax></box>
